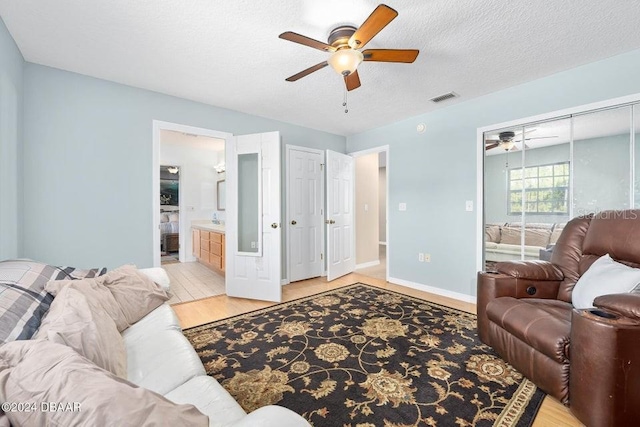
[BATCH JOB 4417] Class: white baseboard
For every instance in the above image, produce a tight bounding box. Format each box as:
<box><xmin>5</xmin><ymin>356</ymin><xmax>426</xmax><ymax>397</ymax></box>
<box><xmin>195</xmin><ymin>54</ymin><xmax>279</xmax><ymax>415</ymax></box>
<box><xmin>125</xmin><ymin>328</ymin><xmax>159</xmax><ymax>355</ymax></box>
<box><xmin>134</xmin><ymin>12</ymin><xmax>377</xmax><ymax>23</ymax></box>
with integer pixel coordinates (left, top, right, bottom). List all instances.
<box><xmin>379</xmin><ymin>241</ymin><xmax>387</xmax><ymax>246</ymax></box>
<box><xmin>387</xmin><ymin>276</ymin><xmax>476</xmax><ymax>304</ymax></box>
<box><xmin>281</xmin><ymin>279</ymin><xmax>290</xmax><ymax>286</ymax></box>
<box><xmin>355</xmin><ymin>260</ymin><xmax>380</xmax><ymax>270</ymax></box>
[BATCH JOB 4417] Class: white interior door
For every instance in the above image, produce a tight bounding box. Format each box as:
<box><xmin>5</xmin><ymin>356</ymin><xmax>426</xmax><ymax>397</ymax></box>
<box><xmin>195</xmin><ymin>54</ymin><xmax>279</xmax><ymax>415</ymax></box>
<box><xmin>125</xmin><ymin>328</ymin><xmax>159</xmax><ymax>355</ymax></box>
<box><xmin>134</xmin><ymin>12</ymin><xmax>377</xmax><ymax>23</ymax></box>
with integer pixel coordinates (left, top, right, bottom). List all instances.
<box><xmin>287</xmin><ymin>146</ymin><xmax>323</xmax><ymax>282</ymax></box>
<box><xmin>326</xmin><ymin>150</ymin><xmax>355</xmax><ymax>281</ymax></box>
<box><xmin>226</xmin><ymin>131</ymin><xmax>281</xmax><ymax>302</ymax></box>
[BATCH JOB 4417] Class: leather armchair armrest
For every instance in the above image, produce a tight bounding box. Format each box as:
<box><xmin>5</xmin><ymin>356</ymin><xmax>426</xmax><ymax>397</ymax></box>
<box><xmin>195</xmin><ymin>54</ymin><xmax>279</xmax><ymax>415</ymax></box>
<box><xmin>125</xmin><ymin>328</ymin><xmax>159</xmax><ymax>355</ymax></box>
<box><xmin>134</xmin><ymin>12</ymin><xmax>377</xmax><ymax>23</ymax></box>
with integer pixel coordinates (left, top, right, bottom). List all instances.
<box><xmin>477</xmin><ymin>267</ymin><xmax>563</xmax><ymax>345</ymax></box>
<box><xmin>594</xmin><ymin>293</ymin><xmax>640</xmax><ymax>321</ymax></box>
<box><xmin>496</xmin><ymin>260</ymin><xmax>564</xmax><ymax>281</ymax></box>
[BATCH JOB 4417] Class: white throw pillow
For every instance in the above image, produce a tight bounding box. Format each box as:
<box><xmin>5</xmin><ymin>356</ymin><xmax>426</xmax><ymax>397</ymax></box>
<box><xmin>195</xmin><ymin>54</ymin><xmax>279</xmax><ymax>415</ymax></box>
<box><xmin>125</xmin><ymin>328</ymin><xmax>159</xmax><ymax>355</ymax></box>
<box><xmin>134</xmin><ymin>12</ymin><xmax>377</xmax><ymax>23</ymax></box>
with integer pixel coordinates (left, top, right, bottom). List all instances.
<box><xmin>169</xmin><ymin>212</ymin><xmax>179</xmax><ymax>222</ymax></box>
<box><xmin>572</xmin><ymin>254</ymin><xmax>640</xmax><ymax>309</ymax></box>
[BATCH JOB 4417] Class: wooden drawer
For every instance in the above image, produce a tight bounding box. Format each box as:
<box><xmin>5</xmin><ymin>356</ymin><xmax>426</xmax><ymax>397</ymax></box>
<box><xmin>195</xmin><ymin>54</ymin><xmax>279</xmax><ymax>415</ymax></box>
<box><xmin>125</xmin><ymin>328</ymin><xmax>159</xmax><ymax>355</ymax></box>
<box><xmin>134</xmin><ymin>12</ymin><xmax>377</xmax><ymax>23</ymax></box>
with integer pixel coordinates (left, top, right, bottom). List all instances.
<box><xmin>200</xmin><ymin>231</ymin><xmax>211</xmax><ymax>241</ymax></box>
<box><xmin>200</xmin><ymin>248</ymin><xmax>210</xmax><ymax>263</ymax></box>
<box><xmin>210</xmin><ymin>232</ymin><xmax>222</xmax><ymax>243</ymax></box>
<box><xmin>200</xmin><ymin>238</ymin><xmax>210</xmax><ymax>251</ymax></box>
<box><xmin>210</xmin><ymin>241</ymin><xmax>222</xmax><ymax>256</ymax></box>
<box><xmin>209</xmin><ymin>254</ymin><xmax>222</xmax><ymax>269</ymax></box>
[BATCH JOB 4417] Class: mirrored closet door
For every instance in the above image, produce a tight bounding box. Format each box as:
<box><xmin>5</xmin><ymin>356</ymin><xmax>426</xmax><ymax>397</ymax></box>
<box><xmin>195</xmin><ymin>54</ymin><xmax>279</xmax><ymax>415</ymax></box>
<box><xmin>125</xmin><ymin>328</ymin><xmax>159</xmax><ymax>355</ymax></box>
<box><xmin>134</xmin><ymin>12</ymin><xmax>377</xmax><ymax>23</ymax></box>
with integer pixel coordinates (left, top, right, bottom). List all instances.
<box><xmin>483</xmin><ymin>101</ymin><xmax>638</xmax><ymax>270</ymax></box>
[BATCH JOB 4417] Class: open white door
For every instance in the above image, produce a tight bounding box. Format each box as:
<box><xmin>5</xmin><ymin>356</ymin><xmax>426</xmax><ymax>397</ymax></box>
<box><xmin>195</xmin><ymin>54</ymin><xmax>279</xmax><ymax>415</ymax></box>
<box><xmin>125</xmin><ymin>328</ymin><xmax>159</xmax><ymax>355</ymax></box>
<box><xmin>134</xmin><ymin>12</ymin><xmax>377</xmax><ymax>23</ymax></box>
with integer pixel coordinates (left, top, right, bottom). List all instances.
<box><xmin>326</xmin><ymin>150</ymin><xmax>355</xmax><ymax>281</ymax></box>
<box><xmin>226</xmin><ymin>132</ymin><xmax>281</xmax><ymax>302</ymax></box>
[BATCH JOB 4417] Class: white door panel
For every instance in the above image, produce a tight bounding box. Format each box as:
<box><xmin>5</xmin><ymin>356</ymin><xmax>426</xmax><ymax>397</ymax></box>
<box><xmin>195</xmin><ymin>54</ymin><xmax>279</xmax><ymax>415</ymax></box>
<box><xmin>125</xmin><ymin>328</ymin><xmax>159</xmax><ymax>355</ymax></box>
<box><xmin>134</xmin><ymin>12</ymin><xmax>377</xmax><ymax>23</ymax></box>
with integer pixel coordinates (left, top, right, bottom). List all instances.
<box><xmin>326</xmin><ymin>150</ymin><xmax>355</xmax><ymax>281</ymax></box>
<box><xmin>226</xmin><ymin>131</ymin><xmax>281</xmax><ymax>302</ymax></box>
<box><xmin>287</xmin><ymin>147</ymin><xmax>323</xmax><ymax>283</ymax></box>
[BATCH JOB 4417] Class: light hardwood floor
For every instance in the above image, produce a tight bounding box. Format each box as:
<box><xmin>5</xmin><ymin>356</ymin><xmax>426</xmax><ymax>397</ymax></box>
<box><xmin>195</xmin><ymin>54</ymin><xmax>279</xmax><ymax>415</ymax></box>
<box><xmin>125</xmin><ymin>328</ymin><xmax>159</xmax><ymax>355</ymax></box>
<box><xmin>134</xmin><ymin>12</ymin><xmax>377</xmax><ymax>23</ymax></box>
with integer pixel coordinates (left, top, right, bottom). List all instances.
<box><xmin>171</xmin><ymin>272</ymin><xmax>582</xmax><ymax>427</ymax></box>
<box><xmin>355</xmin><ymin>244</ymin><xmax>387</xmax><ymax>280</ymax></box>
<box><xmin>163</xmin><ymin>261</ymin><xmax>225</xmax><ymax>304</ymax></box>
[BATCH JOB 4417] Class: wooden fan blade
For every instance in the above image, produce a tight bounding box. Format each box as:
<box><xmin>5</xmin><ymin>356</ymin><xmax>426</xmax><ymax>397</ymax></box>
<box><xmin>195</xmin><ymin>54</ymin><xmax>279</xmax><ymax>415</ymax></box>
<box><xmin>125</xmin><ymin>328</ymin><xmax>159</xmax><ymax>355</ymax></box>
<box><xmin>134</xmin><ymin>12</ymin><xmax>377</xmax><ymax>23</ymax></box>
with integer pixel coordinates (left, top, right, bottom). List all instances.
<box><xmin>279</xmin><ymin>32</ymin><xmax>336</xmax><ymax>52</ymax></box>
<box><xmin>348</xmin><ymin>4</ymin><xmax>398</xmax><ymax>49</ymax></box>
<box><xmin>345</xmin><ymin>70</ymin><xmax>361</xmax><ymax>91</ymax></box>
<box><xmin>486</xmin><ymin>142</ymin><xmax>499</xmax><ymax>150</ymax></box>
<box><xmin>363</xmin><ymin>49</ymin><xmax>419</xmax><ymax>63</ymax></box>
<box><xmin>285</xmin><ymin>61</ymin><xmax>328</xmax><ymax>82</ymax></box>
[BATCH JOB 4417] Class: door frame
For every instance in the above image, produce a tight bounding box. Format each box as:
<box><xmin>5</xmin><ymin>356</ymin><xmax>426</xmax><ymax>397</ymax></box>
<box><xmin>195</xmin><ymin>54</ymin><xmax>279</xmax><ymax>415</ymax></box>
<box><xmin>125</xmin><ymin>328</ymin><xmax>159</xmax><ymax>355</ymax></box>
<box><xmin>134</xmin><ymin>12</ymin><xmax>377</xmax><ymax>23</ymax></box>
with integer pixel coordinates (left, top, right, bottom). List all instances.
<box><xmin>348</xmin><ymin>145</ymin><xmax>390</xmax><ymax>283</ymax></box>
<box><xmin>152</xmin><ymin>120</ymin><xmax>232</xmax><ymax>267</ymax></box>
<box><xmin>285</xmin><ymin>144</ymin><xmax>326</xmax><ymax>283</ymax></box>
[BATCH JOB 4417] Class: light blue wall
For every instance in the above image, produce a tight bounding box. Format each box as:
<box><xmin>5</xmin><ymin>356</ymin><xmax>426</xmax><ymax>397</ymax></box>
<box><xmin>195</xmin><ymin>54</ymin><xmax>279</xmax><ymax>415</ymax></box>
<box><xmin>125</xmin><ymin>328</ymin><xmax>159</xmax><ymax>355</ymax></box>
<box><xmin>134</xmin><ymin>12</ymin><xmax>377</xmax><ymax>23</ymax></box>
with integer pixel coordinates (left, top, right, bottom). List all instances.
<box><xmin>0</xmin><ymin>18</ymin><xmax>23</xmax><ymax>260</ymax></box>
<box><xmin>347</xmin><ymin>48</ymin><xmax>640</xmax><ymax>298</ymax></box>
<box><xmin>22</xmin><ymin>64</ymin><xmax>345</xmax><ymax>269</ymax></box>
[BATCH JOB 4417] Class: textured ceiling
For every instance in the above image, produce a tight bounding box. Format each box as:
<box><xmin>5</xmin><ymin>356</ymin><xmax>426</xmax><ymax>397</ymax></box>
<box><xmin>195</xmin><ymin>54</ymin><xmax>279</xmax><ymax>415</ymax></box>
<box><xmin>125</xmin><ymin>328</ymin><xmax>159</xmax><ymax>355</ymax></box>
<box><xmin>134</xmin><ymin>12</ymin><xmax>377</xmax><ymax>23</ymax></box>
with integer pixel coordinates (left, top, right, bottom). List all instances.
<box><xmin>2</xmin><ymin>0</ymin><xmax>640</xmax><ymax>136</ymax></box>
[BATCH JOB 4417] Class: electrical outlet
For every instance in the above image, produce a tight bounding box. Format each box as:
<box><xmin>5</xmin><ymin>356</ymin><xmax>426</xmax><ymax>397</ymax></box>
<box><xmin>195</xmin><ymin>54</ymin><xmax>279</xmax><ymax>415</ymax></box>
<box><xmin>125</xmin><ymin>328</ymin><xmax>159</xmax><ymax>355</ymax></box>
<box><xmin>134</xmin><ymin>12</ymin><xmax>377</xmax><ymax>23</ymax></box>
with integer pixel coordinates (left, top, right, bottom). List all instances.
<box><xmin>251</xmin><ymin>241</ymin><xmax>256</xmax><ymax>249</ymax></box>
<box><xmin>399</xmin><ymin>203</ymin><xmax>407</xmax><ymax>211</ymax></box>
<box><xmin>424</xmin><ymin>253</ymin><xmax>431</xmax><ymax>262</ymax></box>
<box><xmin>418</xmin><ymin>253</ymin><xmax>424</xmax><ymax>262</ymax></box>
<box><xmin>465</xmin><ymin>200</ymin><xmax>473</xmax><ymax>211</ymax></box>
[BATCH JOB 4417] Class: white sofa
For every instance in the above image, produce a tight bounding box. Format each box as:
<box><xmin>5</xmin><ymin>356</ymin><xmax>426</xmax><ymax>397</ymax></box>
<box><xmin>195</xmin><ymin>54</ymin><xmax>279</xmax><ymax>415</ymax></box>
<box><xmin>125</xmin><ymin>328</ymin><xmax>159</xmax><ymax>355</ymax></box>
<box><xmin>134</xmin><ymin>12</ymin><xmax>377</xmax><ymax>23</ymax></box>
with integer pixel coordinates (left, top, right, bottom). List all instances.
<box><xmin>133</xmin><ymin>268</ymin><xmax>309</xmax><ymax>427</ymax></box>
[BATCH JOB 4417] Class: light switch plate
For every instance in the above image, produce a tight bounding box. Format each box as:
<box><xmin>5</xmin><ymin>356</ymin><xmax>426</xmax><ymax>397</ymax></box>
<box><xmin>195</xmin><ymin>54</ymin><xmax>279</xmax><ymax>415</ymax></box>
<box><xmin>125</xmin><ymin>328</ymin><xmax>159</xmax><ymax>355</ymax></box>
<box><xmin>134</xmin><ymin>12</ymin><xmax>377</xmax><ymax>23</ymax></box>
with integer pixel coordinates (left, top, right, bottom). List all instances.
<box><xmin>399</xmin><ymin>203</ymin><xmax>407</xmax><ymax>211</ymax></box>
<box><xmin>465</xmin><ymin>200</ymin><xmax>473</xmax><ymax>211</ymax></box>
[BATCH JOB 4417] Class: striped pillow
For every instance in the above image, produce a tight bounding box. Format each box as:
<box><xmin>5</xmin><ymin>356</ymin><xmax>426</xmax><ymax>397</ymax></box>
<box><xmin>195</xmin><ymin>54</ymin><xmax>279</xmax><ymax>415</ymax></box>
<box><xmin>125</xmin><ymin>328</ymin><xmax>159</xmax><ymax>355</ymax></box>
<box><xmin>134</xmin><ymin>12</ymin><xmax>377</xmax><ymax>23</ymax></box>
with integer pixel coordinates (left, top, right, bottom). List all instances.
<box><xmin>0</xmin><ymin>260</ymin><xmax>106</xmax><ymax>344</ymax></box>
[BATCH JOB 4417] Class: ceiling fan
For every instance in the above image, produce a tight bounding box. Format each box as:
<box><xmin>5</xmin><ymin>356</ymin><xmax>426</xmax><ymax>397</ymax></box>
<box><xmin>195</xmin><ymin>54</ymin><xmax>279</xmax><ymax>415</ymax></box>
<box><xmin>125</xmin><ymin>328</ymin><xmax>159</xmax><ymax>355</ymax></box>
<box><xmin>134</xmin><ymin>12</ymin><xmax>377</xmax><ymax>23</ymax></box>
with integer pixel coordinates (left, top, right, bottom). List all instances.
<box><xmin>279</xmin><ymin>4</ymin><xmax>419</xmax><ymax>92</ymax></box>
<box><xmin>485</xmin><ymin>130</ymin><xmax>558</xmax><ymax>152</ymax></box>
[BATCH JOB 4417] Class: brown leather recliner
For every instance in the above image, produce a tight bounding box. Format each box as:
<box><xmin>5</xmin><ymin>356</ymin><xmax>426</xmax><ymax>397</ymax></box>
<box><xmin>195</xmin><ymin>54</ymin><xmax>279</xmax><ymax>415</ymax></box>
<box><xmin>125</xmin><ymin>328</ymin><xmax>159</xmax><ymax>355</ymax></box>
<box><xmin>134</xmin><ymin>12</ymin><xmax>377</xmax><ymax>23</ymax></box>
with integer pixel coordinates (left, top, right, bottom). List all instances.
<box><xmin>477</xmin><ymin>210</ymin><xmax>640</xmax><ymax>427</ymax></box>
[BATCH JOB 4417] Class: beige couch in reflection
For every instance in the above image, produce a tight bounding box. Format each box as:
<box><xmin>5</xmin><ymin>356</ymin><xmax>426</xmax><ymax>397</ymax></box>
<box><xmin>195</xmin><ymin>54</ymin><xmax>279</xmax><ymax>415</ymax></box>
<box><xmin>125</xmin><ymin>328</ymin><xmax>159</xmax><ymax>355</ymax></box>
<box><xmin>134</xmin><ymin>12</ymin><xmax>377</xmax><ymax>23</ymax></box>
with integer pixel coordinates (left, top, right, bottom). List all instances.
<box><xmin>484</xmin><ymin>222</ymin><xmax>565</xmax><ymax>262</ymax></box>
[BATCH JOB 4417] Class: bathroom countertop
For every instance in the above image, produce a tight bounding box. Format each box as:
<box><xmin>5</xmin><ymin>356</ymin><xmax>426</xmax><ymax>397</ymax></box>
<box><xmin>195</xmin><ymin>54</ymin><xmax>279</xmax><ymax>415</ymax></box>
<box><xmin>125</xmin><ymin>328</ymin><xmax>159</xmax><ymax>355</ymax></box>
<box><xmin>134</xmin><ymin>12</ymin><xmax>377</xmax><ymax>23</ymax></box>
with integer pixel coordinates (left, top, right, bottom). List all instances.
<box><xmin>191</xmin><ymin>221</ymin><xmax>225</xmax><ymax>234</ymax></box>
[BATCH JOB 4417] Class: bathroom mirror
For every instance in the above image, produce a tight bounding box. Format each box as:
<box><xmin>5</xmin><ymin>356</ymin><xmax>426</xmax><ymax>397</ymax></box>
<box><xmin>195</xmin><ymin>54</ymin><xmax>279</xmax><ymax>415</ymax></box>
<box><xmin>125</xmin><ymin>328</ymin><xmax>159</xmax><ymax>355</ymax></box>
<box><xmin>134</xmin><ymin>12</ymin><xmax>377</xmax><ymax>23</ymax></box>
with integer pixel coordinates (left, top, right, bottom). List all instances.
<box><xmin>217</xmin><ymin>180</ymin><xmax>226</xmax><ymax>211</ymax></box>
<box><xmin>237</xmin><ymin>153</ymin><xmax>261</xmax><ymax>255</ymax></box>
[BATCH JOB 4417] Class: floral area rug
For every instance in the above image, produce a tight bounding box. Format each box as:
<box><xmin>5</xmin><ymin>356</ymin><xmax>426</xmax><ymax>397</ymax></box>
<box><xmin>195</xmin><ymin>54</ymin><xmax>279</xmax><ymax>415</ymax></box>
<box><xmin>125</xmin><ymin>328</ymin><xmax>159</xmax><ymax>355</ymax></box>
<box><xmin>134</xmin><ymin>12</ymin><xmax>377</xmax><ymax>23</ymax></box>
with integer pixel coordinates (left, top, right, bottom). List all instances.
<box><xmin>184</xmin><ymin>283</ymin><xmax>544</xmax><ymax>427</ymax></box>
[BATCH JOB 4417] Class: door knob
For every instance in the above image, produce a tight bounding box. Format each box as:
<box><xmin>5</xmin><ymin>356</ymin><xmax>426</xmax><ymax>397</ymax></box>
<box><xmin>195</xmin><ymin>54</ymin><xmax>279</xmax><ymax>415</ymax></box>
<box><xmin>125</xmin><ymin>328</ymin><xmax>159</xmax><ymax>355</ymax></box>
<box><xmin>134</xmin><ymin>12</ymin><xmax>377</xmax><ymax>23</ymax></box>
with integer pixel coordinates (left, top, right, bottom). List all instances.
<box><xmin>271</xmin><ymin>223</ymin><xmax>278</xmax><ymax>229</ymax></box>
<box><xmin>291</xmin><ymin>220</ymin><xmax>297</xmax><ymax>225</ymax></box>
<box><xmin>325</xmin><ymin>219</ymin><xmax>336</xmax><ymax>224</ymax></box>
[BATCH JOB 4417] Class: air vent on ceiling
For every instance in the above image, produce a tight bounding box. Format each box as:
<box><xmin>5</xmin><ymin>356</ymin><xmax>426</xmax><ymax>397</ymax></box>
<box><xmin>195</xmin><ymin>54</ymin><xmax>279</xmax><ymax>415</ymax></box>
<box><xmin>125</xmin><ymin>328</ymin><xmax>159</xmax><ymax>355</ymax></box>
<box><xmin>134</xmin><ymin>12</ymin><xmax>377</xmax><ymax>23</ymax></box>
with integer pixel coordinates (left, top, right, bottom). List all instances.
<box><xmin>430</xmin><ymin>92</ymin><xmax>457</xmax><ymax>103</ymax></box>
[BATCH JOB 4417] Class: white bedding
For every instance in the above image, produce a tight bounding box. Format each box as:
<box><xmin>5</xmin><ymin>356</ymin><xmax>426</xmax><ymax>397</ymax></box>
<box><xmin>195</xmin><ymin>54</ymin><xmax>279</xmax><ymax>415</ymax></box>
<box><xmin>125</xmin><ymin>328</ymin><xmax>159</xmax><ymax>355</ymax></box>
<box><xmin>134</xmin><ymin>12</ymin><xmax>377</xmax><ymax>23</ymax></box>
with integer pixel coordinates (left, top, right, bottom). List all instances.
<box><xmin>160</xmin><ymin>222</ymin><xmax>179</xmax><ymax>235</ymax></box>
<box><xmin>160</xmin><ymin>211</ymin><xmax>179</xmax><ymax>236</ymax></box>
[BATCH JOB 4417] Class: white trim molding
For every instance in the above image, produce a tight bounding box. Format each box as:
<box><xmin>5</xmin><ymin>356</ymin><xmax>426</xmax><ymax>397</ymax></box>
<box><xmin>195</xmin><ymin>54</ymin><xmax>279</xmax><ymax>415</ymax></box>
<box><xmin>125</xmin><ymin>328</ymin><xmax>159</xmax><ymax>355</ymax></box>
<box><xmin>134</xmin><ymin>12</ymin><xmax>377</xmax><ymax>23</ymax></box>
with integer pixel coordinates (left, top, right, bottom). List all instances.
<box><xmin>388</xmin><ymin>277</ymin><xmax>476</xmax><ymax>304</ymax></box>
<box><xmin>355</xmin><ymin>260</ymin><xmax>380</xmax><ymax>270</ymax></box>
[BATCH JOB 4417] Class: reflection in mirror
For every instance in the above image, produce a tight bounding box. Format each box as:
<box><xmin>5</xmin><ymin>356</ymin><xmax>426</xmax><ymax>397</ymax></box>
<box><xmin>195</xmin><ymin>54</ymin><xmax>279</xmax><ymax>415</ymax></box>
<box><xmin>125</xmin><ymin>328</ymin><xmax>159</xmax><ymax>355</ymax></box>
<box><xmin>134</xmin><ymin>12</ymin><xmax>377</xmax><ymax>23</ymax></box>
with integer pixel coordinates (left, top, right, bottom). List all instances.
<box><xmin>484</xmin><ymin>119</ymin><xmax>571</xmax><ymax>270</ymax></box>
<box><xmin>484</xmin><ymin>126</ymin><xmax>525</xmax><ymax>269</ymax></box>
<box><xmin>217</xmin><ymin>180</ymin><xmax>226</xmax><ymax>211</ymax></box>
<box><xmin>238</xmin><ymin>153</ymin><xmax>259</xmax><ymax>253</ymax></box>
<box><xmin>523</xmin><ymin>119</ymin><xmax>571</xmax><ymax>263</ymax></box>
<box><xmin>635</xmin><ymin>105</ymin><xmax>640</xmax><ymax>207</ymax></box>
<box><xmin>573</xmin><ymin>106</ymin><xmax>631</xmax><ymax>214</ymax></box>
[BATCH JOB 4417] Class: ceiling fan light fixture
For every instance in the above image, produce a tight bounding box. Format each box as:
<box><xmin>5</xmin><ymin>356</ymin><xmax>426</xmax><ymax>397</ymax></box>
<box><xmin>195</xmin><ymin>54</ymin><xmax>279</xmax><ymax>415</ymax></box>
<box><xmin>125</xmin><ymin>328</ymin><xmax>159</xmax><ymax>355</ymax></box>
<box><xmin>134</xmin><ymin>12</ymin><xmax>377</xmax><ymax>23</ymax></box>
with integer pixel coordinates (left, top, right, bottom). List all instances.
<box><xmin>327</xmin><ymin>48</ymin><xmax>363</xmax><ymax>76</ymax></box>
<box><xmin>500</xmin><ymin>141</ymin><xmax>516</xmax><ymax>151</ymax></box>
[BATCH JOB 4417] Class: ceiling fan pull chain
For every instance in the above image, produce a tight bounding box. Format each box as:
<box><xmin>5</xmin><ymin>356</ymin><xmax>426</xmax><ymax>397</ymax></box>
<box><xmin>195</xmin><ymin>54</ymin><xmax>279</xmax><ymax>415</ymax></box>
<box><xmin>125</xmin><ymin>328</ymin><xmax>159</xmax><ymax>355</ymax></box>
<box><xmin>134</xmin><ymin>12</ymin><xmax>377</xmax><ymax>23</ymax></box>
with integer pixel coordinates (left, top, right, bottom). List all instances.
<box><xmin>343</xmin><ymin>87</ymin><xmax>349</xmax><ymax>113</ymax></box>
